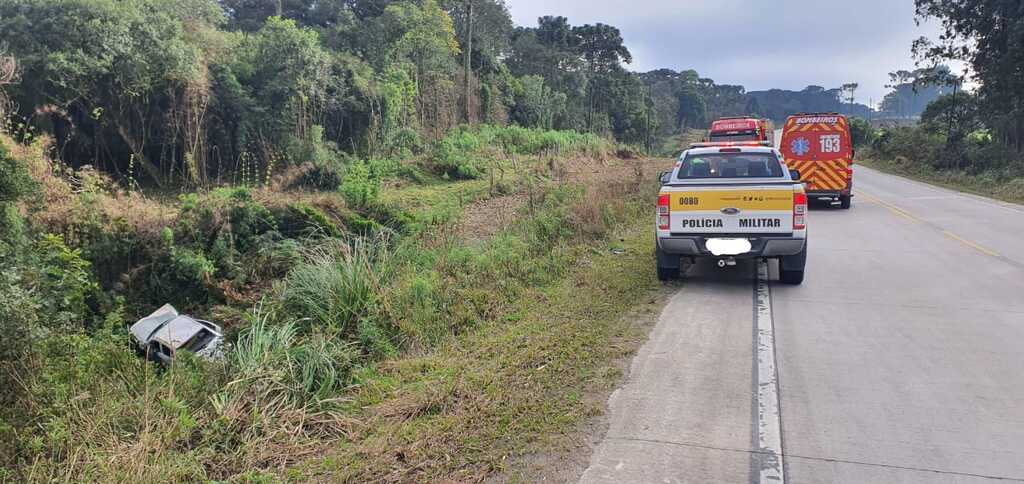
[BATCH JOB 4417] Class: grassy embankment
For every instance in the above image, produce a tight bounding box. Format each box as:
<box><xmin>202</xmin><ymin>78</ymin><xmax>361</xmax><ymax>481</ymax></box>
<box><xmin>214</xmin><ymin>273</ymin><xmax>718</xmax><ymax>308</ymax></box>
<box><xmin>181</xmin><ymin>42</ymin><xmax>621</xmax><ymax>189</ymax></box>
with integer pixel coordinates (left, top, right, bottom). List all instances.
<box><xmin>0</xmin><ymin>124</ymin><xmax>671</xmax><ymax>482</ymax></box>
<box><xmin>858</xmin><ymin>156</ymin><xmax>1024</xmax><ymax>204</ymax></box>
<box><xmin>861</xmin><ymin>126</ymin><xmax>1024</xmax><ymax>204</ymax></box>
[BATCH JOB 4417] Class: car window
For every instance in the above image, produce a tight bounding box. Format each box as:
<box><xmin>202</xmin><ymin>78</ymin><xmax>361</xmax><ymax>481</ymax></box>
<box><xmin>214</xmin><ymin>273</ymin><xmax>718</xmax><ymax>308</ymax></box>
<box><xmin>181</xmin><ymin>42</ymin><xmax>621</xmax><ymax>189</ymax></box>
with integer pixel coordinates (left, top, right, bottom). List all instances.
<box><xmin>676</xmin><ymin>152</ymin><xmax>784</xmax><ymax>179</ymax></box>
<box><xmin>184</xmin><ymin>330</ymin><xmax>216</xmax><ymax>353</ymax></box>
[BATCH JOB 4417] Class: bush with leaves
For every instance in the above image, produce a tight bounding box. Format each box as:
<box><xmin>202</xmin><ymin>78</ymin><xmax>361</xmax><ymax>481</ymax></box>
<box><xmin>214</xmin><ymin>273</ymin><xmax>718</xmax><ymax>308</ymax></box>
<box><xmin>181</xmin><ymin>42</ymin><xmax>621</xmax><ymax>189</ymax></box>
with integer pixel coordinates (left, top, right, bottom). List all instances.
<box><xmin>340</xmin><ymin>160</ymin><xmax>380</xmax><ymax>208</ymax></box>
<box><xmin>31</xmin><ymin>234</ymin><xmax>102</xmax><ymax>328</ymax></box>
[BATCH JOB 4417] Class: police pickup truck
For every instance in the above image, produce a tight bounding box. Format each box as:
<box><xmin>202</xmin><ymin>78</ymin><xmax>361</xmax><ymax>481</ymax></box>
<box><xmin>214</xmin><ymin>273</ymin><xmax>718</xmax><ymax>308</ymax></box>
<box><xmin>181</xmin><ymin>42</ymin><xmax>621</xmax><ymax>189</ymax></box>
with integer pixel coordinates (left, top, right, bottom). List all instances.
<box><xmin>657</xmin><ymin>142</ymin><xmax>808</xmax><ymax>284</ymax></box>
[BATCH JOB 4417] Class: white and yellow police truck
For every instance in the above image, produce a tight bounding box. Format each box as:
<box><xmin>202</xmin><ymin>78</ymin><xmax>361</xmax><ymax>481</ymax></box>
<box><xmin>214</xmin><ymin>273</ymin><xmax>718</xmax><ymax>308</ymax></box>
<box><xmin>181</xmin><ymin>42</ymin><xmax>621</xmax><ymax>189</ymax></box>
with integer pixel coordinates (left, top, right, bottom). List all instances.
<box><xmin>656</xmin><ymin>142</ymin><xmax>809</xmax><ymax>284</ymax></box>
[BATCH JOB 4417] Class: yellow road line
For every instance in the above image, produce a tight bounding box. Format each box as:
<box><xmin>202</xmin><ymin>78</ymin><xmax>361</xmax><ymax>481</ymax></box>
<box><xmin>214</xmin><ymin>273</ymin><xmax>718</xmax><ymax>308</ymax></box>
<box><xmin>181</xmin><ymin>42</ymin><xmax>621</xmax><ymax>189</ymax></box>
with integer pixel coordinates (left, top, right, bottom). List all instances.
<box><xmin>943</xmin><ymin>231</ymin><xmax>1002</xmax><ymax>258</ymax></box>
<box><xmin>859</xmin><ymin>191</ymin><xmax>921</xmax><ymax>223</ymax></box>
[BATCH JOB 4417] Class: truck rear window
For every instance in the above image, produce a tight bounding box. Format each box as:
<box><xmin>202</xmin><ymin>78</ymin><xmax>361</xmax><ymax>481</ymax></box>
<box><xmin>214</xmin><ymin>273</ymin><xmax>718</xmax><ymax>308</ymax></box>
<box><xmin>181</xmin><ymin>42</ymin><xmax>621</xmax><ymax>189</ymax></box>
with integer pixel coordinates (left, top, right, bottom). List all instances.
<box><xmin>676</xmin><ymin>152</ymin><xmax>784</xmax><ymax>179</ymax></box>
<box><xmin>709</xmin><ymin>131</ymin><xmax>759</xmax><ymax>142</ymax></box>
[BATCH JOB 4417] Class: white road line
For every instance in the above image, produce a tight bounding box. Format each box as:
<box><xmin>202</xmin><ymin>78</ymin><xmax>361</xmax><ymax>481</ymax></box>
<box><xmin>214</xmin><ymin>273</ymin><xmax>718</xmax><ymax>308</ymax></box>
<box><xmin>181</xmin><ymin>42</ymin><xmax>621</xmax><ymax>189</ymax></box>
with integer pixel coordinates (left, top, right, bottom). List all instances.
<box><xmin>756</xmin><ymin>261</ymin><xmax>785</xmax><ymax>483</ymax></box>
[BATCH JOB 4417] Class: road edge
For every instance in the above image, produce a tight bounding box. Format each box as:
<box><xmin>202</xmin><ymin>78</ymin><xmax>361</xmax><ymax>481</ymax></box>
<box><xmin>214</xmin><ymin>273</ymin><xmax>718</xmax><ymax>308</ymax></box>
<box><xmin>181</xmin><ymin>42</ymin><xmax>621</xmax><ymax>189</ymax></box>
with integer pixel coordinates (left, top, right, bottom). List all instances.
<box><xmin>755</xmin><ymin>261</ymin><xmax>786</xmax><ymax>483</ymax></box>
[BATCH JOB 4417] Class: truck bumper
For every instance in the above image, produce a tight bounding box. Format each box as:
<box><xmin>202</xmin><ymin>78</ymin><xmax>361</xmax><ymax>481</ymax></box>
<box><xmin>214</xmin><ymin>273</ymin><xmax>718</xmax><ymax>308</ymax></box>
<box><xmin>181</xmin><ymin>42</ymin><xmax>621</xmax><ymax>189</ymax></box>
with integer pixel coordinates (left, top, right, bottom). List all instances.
<box><xmin>808</xmin><ymin>189</ymin><xmax>851</xmax><ymax>199</ymax></box>
<box><xmin>657</xmin><ymin>235</ymin><xmax>806</xmax><ymax>258</ymax></box>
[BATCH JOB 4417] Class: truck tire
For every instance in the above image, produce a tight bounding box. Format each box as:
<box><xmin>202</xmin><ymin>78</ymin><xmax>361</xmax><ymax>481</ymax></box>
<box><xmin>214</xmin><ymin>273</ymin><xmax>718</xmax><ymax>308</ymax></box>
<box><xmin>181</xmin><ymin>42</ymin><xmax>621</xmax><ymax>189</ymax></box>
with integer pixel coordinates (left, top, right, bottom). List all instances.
<box><xmin>780</xmin><ymin>267</ymin><xmax>804</xmax><ymax>285</ymax></box>
<box><xmin>656</xmin><ymin>245</ymin><xmax>680</xmax><ymax>281</ymax></box>
<box><xmin>658</xmin><ymin>266</ymin><xmax>680</xmax><ymax>281</ymax></box>
<box><xmin>779</xmin><ymin>240</ymin><xmax>807</xmax><ymax>285</ymax></box>
<box><xmin>839</xmin><ymin>194</ymin><xmax>852</xmax><ymax>209</ymax></box>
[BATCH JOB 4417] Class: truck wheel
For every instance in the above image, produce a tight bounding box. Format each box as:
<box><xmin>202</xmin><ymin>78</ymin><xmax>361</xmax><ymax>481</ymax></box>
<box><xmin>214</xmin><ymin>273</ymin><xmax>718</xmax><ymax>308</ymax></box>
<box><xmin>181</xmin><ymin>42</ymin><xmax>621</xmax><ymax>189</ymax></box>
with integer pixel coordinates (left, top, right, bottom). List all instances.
<box><xmin>779</xmin><ymin>241</ymin><xmax>807</xmax><ymax>285</ymax></box>
<box><xmin>656</xmin><ymin>245</ymin><xmax>680</xmax><ymax>281</ymax></box>
<box><xmin>839</xmin><ymin>194</ymin><xmax>852</xmax><ymax>209</ymax></box>
<box><xmin>658</xmin><ymin>266</ymin><xmax>680</xmax><ymax>281</ymax></box>
<box><xmin>780</xmin><ymin>268</ymin><xmax>804</xmax><ymax>285</ymax></box>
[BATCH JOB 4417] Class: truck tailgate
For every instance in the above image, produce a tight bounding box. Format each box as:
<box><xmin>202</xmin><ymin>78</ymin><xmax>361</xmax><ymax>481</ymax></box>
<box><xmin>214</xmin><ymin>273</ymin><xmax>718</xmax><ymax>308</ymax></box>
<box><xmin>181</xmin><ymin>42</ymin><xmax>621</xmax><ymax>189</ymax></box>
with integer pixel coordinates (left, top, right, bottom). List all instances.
<box><xmin>662</xmin><ymin>185</ymin><xmax>794</xmax><ymax>234</ymax></box>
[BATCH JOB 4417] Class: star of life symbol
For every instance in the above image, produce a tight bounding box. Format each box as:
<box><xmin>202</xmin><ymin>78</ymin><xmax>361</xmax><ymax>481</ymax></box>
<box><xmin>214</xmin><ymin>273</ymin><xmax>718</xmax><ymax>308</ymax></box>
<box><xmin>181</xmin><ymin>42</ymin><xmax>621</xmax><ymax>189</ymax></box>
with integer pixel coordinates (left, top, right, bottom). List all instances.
<box><xmin>791</xmin><ymin>137</ymin><xmax>811</xmax><ymax>156</ymax></box>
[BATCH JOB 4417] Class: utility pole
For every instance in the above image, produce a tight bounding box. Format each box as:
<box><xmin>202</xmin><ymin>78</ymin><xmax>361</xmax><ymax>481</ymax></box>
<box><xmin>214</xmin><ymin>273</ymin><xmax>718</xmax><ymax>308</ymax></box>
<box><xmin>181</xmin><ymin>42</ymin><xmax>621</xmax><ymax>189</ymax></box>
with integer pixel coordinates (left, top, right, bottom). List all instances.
<box><xmin>646</xmin><ymin>82</ymin><xmax>653</xmax><ymax>153</ymax></box>
<box><xmin>276</xmin><ymin>0</ymin><xmax>282</xmax><ymax>16</ymax></box>
<box><xmin>464</xmin><ymin>0</ymin><xmax>473</xmax><ymax>124</ymax></box>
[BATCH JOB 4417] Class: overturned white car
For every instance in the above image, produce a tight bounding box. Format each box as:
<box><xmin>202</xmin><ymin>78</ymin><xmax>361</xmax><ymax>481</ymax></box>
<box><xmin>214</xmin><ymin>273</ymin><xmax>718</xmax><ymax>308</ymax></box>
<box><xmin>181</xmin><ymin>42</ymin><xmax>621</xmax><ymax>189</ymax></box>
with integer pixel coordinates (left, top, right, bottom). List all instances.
<box><xmin>129</xmin><ymin>304</ymin><xmax>224</xmax><ymax>362</ymax></box>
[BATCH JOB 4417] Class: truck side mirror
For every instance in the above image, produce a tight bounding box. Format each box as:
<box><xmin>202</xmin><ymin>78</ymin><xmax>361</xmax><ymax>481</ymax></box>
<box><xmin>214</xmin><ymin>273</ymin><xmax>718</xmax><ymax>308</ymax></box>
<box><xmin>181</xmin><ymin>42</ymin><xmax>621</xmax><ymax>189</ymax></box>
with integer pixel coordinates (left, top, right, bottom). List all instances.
<box><xmin>789</xmin><ymin>169</ymin><xmax>801</xmax><ymax>181</ymax></box>
<box><xmin>659</xmin><ymin>171</ymin><xmax>671</xmax><ymax>184</ymax></box>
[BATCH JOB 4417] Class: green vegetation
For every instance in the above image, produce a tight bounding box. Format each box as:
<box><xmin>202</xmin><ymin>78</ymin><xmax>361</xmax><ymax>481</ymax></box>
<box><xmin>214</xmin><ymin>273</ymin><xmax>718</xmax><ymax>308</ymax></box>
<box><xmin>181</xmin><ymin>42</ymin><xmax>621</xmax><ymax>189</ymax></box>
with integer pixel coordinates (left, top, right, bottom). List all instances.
<box><xmin>845</xmin><ymin>0</ymin><xmax>1024</xmax><ymax>204</ymax></box>
<box><xmin>0</xmin><ymin>116</ymin><xmax>664</xmax><ymax>480</ymax></box>
<box><xmin>857</xmin><ymin>88</ymin><xmax>1024</xmax><ymax>203</ymax></box>
<box><xmin>859</xmin><ymin>154</ymin><xmax>1024</xmax><ymax>204</ymax></box>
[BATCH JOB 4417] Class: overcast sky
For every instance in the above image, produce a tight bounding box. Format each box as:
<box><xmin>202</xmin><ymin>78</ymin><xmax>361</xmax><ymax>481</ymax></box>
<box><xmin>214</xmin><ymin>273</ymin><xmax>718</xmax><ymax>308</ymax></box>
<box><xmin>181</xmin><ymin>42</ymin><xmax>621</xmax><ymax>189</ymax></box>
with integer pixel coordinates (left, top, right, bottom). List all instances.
<box><xmin>507</xmin><ymin>0</ymin><xmax>958</xmax><ymax>107</ymax></box>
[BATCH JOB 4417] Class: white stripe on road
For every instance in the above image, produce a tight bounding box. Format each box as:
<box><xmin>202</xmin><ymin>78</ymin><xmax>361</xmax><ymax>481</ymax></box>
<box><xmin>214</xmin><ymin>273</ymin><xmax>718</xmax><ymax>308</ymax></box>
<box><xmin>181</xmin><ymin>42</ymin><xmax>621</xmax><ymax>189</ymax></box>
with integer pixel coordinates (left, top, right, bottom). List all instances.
<box><xmin>756</xmin><ymin>261</ymin><xmax>785</xmax><ymax>483</ymax></box>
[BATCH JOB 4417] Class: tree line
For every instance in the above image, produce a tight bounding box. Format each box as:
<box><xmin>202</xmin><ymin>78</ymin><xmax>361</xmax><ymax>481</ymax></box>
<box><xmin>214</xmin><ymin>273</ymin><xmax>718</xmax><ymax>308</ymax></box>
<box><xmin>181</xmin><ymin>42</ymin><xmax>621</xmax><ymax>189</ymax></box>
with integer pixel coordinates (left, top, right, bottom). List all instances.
<box><xmin>0</xmin><ymin>0</ymin><xmax>918</xmax><ymax>188</ymax></box>
<box><xmin>912</xmin><ymin>0</ymin><xmax>1024</xmax><ymax>153</ymax></box>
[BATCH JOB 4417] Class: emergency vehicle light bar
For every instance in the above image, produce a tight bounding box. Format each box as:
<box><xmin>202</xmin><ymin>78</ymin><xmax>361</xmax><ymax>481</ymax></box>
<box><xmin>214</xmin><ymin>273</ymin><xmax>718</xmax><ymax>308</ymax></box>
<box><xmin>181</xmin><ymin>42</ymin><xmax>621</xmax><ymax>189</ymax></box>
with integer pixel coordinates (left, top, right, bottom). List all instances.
<box><xmin>690</xmin><ymin>141</ymin><xmax>773</xmax><ymax>149</ymax></box>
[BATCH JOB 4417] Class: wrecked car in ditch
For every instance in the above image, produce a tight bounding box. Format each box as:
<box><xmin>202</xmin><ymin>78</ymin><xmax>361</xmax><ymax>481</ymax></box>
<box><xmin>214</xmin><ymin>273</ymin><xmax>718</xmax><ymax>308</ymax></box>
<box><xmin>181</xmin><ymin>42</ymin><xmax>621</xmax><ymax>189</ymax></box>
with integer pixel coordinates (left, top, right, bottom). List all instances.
<box><xmin>129</xmin><ymin>304</ymin><xmax>224</xmax><ymax>363</ymax></box>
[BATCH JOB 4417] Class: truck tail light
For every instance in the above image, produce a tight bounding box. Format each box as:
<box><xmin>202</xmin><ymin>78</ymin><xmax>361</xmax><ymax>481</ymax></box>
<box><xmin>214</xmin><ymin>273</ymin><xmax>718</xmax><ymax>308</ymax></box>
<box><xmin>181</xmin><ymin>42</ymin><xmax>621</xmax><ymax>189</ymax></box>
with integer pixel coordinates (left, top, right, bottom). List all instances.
<box><xmin>793</xmin><ymin>192</ymin><xmax>807</xmax><ymax>230</ymax></box>
<box><xmin>657</xmin><ymin>194</ymin><xmax>670</xmax><ymax>230</ymax></box>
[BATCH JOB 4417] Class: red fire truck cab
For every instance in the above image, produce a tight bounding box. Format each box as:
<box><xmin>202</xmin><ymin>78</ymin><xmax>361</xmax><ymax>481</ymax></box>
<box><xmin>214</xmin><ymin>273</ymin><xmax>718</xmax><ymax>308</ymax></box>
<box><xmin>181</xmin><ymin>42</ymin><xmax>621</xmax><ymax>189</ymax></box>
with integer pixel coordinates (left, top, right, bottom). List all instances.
<box><xmin>708</xmin><ymin>117</ymin><xmax>774</xmax><ymax>144</ymax></box>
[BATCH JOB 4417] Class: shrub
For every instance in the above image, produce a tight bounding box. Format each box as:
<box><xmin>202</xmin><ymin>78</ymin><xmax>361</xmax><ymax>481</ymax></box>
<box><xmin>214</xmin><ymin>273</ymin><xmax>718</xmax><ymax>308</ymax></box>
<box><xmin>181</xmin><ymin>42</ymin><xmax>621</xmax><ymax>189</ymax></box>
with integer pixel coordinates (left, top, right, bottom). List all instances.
<box><xmin>33</xmin><ymin>234</ymin><xmax>101</xmax><ymax>328</ymax></box>
<box><xmin>277</xmin><ymin>203</ymin><xmax>343</xmax><ymax>239</ymax></box>
<box><xmin>0</xmin><ymin>142</ymin><xmax>35</xmax><ymax>204</ymax></box>
<box><xmin>340</xmin><ymin>161</ymin><xmax>380</xmax><ymax>208</ymax></box>
<box><xmin>146</xmin><ymin>246</ymin><xmax>216</xmax><ymax>306</ymax></box>
<box><xmin>286</xmin><ymin>159</ymin><xmax>345</xmax><ymax>191</ymax></box>
<box><xmin>431</xmin><ymin>128</ymin><xmax>494</xmax><ymax>179</ymax></box>
<box><xmin>341</xmin><ymin>212</ymin><xmax>384</xmax><ymax>234</ymax></box>
<box><xmin>248</xmin><ymin>236</ymin><xmax>303</xmax><ymax>282</ymax></box>
<box><xmin>0</xmin><ymin>271</ymin><xmax>43</xmax><ymax>399</ymax></box>
<box><xmin>179</xmin><ymin>187</ymin><xmax>277</xmax><ymax>253</ymax></box>
<box><xmin>849</xmin><ymin>117</ymin><xmax>876</xmax><ymax>147</ymax></box>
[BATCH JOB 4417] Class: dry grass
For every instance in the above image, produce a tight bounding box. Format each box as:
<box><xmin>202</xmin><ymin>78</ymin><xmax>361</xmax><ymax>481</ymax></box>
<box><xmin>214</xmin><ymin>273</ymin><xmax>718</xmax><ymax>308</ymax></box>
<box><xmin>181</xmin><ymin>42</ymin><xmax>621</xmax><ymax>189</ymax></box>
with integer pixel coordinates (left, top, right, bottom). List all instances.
<box><xmin>4</xmin><ymin>135</ymin><xmax>174</xmax><ymax>247</ymax></box>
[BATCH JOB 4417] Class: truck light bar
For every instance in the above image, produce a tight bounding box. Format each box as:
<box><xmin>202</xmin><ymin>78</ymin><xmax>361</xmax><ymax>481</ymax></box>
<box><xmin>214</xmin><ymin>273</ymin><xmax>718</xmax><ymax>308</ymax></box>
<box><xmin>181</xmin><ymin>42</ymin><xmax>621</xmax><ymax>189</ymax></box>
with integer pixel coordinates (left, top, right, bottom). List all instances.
<box><xmin>690</xmin><ymin>141</ymin><xmax>773</xmax><ymax>149</ymax></box>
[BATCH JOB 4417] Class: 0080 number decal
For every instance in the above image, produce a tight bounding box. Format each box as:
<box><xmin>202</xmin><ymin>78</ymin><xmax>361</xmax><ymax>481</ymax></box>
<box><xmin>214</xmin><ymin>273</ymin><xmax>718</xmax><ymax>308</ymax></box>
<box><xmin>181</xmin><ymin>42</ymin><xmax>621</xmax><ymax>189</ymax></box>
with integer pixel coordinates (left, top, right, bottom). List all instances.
<box><xmin>819</xmin><ymin>134</ymin><xmax>841</xmax><ymax>153</ymax></box>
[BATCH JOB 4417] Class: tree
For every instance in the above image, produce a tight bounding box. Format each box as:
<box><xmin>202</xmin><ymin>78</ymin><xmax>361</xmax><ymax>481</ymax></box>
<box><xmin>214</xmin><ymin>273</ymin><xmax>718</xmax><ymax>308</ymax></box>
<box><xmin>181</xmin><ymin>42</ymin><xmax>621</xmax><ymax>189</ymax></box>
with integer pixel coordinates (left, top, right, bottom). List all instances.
<box><xmin>228</xmin><ymin>16</ymin><xmax>339</xmax><ymax>160</ymax></box>
<box><xmin>511</xmin><ymin>75</ymin><xmax>565</xmax><ymax>129</ymax></box>
<box><xmin>840</xmin><ymin>82</ymin><xmax>859</xmax><ymax>114</ymax></box>
<box><xmin>921</xmin><ymin>91</ymin><xmax>981</xmax><ymax>166</ymax></box>
<box><xmin>0</xmin><ymin>51</ymin><xmax>17</xmax><ymax>120</ymax></box>
<box><xmin>441</xmin><ymin>0</ymin><xmax>512</xmax><ymax>122</ymax></box>
<box><xmin>0</xmin><ymin>0</ymin><xmax>227</xmax><ymax>185</ymax></box>
<box><xmin>881</xmin><ymin>67</ymin><xmax>951</xmax><ymax>118</ymax></box>
<box><xmin>914</xmin><ymin>0</ymin><xmax>1024</xmax><ymax>149</ymax></box>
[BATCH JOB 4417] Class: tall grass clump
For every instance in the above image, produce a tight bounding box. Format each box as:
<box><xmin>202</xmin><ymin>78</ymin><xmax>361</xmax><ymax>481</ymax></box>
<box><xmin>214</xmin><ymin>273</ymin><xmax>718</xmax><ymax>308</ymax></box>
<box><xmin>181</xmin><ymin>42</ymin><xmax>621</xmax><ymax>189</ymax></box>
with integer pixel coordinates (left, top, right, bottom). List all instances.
<box><xmin>229</xmin><ymin>304</ymin><xmax>359</xmax><ymax>405</ymax></box>
<box><xmin>278</xmin><ymin>236</ymin><xmax>396</xmax><ymax>357</ymax></box>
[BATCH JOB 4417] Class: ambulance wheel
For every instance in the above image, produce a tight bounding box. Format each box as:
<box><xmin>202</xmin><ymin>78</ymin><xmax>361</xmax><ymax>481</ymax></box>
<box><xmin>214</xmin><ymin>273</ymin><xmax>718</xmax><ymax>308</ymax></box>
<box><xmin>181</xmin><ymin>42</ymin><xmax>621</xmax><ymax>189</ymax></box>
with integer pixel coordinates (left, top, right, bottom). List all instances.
<box><xmin>839</xmin><ymin>194</ymin><xmax>852</xmax><ymax>209</ymax></box>
<box><xmin>658</xmin><ymin>266</ymin><xmax>680</xmax><ymax>281</ymax></box>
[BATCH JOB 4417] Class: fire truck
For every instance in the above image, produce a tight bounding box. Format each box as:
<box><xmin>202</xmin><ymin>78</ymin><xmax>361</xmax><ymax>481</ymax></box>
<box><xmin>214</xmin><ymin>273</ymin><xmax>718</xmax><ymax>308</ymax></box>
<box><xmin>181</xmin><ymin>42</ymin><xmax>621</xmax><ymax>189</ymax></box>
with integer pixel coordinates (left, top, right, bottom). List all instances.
<box><xmin>707</xmin><ymin>117</ymin><xmax>774</xmax><ymax>144</ymax></box>
<box><xmin>778</xmin><ymin>113</ymin><xmax>854</xmax><ymax>209</ymax></box>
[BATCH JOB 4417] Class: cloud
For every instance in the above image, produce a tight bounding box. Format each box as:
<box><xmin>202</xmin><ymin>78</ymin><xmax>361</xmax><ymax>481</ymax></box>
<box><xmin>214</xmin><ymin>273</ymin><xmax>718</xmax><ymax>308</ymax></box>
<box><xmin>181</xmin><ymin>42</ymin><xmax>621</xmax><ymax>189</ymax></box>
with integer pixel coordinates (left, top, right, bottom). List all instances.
<box><xmin>507</xmin><ymin>0</ymin><xmax>959</xmax><ymax>105</ymax></box>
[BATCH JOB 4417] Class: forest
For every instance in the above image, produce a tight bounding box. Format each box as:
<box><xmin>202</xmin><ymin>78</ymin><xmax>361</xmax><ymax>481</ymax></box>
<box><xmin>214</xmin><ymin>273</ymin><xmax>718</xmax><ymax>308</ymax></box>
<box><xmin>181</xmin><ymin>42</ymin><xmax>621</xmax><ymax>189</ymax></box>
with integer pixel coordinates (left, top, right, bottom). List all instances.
<box><xmin>0</xmin><ymin>0</ymin><xmax>889</xmax><ymax>187</ymax></box>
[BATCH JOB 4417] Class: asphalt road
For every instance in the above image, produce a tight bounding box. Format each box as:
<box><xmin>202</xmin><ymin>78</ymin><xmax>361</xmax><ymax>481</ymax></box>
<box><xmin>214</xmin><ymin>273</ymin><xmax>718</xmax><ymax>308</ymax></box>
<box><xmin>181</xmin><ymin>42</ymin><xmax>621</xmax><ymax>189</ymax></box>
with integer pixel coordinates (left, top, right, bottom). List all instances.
<box><xmin>580</xmin><ymin>166</ymin><xmax>1024</xmax><ymax>483</ymax></box>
